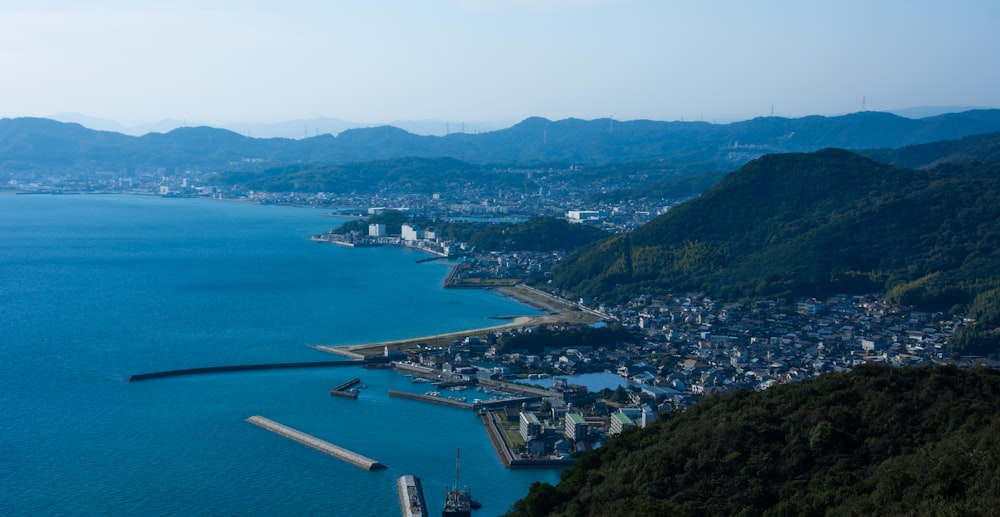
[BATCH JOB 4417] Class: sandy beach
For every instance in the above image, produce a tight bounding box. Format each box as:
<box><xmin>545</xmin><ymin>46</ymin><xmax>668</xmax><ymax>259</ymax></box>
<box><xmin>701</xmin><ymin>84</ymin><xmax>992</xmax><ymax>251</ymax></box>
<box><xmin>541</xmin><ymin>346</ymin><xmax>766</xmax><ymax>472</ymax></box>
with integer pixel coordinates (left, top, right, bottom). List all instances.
<box><xmin>312</xmin><ymin>284</ymin><xmax>599</xmax><ymax>358</ymax></box>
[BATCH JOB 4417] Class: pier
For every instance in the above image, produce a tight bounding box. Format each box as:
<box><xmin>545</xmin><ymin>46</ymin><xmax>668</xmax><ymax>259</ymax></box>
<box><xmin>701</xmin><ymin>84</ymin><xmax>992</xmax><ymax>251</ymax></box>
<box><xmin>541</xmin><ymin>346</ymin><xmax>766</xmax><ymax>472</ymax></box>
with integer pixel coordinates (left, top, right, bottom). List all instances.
<box><xmin>388</xmin><ymin>389</ymin><xmax>473</xmax><ymax>409</ymax></box>
<box><xmin>245</xmin><ymin>415</ymin><xmax>386</xmax><ymax>470</ymax></box>
<box><xmin>396</xmin><ymin>475</ymin><xmax>428</xmax><ymax>517</ymax></box>
<box><xmin>309</xmin><ymin>345</ymin><xmax>367</xmax><ymax>360</ymax></box>
<box><xmin>330</xmin><ymin>377</ymin><xmax>361</xmax><ymax>399</ymax></box>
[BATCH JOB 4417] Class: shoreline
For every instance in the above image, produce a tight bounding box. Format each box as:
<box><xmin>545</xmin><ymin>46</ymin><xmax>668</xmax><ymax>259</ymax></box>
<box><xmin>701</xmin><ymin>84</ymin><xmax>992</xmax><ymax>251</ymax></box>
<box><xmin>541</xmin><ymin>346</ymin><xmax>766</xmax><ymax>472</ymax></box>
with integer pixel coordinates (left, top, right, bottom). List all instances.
<box><xmin>311</xmin><ymin>284</ymin><xmax>599</xmax><ymax>358</ymax></box>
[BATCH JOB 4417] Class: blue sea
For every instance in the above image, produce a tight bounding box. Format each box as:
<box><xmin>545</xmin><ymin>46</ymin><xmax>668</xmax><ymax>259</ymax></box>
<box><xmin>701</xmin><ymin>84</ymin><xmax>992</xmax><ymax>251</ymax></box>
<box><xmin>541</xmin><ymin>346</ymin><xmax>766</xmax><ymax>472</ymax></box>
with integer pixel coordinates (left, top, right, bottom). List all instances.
<box><xmin>0</xmin><ymin>194</ymin><xmax>560</xmax><ymax>516</ymax></box>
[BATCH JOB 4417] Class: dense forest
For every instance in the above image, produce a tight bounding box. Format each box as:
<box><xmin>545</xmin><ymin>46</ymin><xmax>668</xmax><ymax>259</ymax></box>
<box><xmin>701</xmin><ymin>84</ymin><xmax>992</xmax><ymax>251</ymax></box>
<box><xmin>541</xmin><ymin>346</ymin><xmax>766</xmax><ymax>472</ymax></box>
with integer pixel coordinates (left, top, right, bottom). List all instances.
<box><xmin>505</xmin><ymin>364</ymin><xmax>1000</xmax><ymax>517</ymax></box>
<box><xmin>497</xmin><ymin>324</ymin><xmax>637</xmax><ymax>356</ymax></box>
<box><xmin>860</xmin><ymin>131</ymin><xmax>1000</xmax><ymax>169</ymax></box>
<box><xmin>546</xmin><ymin>148</ymin><xmax>1000</xmax><ymax>354</ymax></box>
<box><xmin>211</xmin><ymin>156</ymin><xmax>524</xmax><ymax>195</ymax></box>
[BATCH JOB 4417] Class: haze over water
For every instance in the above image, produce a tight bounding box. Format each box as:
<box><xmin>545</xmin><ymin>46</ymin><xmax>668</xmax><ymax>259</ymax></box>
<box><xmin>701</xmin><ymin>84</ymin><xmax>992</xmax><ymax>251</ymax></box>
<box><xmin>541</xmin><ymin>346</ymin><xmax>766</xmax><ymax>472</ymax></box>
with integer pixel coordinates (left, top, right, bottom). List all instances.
<box><xmin>0</xmin><ymin>194</ymin><xmax>558</xmax><ymax>516</ymax></box>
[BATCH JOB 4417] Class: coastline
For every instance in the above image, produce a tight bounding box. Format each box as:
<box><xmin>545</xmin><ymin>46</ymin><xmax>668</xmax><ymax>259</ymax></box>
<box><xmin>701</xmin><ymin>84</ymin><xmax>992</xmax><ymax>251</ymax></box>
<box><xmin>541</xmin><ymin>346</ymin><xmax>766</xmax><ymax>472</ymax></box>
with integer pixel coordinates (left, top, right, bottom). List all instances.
<box><xmin>312</xmin><ymin>284</ymin><xmax>599</xmax><ymax>358</ymax></box>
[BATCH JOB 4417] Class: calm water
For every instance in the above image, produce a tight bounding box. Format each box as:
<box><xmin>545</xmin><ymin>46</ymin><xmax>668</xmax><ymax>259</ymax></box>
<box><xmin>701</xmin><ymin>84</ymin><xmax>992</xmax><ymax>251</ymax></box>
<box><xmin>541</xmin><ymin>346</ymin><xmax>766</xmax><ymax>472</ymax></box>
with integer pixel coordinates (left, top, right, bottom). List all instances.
<box><xmin>0</xmin><ymin>194</ymin><xmax>559</xmax><ymax>516</ymax></box>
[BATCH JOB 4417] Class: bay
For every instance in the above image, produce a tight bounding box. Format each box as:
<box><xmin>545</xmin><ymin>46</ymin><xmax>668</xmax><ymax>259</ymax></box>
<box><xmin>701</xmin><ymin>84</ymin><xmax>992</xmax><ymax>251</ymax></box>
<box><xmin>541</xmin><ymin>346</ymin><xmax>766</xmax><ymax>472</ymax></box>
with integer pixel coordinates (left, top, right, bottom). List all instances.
<box><xmin>0</xmin><ymin>194</ymin><xmax>559</xmax><ymax>516</ymax></box>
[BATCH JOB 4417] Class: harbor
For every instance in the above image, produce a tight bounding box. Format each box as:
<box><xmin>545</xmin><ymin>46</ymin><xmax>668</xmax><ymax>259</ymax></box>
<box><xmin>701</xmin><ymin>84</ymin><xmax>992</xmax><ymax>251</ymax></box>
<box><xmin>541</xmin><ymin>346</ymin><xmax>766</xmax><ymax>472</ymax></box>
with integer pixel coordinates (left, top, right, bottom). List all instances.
<box><xmin>245</xmin><ymin>415</ymin><xmax>386</xmax><ymax>471</ymax></box>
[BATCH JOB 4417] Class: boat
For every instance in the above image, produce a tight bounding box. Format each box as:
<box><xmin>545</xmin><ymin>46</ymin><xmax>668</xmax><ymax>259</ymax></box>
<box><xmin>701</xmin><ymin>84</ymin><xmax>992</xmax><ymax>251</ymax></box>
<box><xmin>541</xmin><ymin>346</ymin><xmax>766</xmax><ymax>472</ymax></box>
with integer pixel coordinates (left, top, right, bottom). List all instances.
<box><xmin>442</xmin><ymin>448</ymin><xmax>481</xmax><ymax>517</ymax></box>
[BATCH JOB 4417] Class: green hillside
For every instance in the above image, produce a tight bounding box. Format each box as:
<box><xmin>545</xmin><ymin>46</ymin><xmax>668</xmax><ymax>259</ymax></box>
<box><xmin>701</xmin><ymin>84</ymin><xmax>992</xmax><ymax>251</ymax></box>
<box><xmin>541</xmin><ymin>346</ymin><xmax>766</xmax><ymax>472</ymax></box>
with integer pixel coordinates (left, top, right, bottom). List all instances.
<box><xmin>860</xmin><ymin>131</ymin><xmax>1000</xmax><ymax>169</ymax></box>
<box><xmin>547</xmin><ymin>149</ymin><xmax>1000</xmax><ymax>352</ymax></box>
<box><xmin>505</xmin><ymin>364</ymin><xmax>1000</xmax><ymax>517</ymax></box>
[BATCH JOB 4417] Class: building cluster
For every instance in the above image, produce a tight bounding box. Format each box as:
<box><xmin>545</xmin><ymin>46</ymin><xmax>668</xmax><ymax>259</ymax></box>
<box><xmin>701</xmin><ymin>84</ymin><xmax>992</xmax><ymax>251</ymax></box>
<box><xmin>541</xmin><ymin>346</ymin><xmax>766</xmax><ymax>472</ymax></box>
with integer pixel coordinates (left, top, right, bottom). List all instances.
<box><xmin>6</xmin><ymin>165</ymin><xmax>683</xmax><ymax>234</ymax></box>
<box><xmin>384</xmin><ymin>290</ymin><xmax>986</xmax><ymax>461</ymax></box>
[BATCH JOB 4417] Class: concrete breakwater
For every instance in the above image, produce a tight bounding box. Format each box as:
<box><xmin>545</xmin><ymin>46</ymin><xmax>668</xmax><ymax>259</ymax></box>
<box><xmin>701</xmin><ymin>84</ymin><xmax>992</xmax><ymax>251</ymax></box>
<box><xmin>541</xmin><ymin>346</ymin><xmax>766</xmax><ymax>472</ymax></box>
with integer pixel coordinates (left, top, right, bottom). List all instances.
<box><xmin>246</xmin><ymin>415</ymin><xmax>386</xmax><ymax>470</ymax></box>
<box><xmin>330</xmin><ymin>377</ymin><xmax>361</xmax><ymax>399</ymax></box>
<box><xmin>396</xmin><ymin>475</ymin><xmax>428</xmax><ymax>517</ymax></box>
<box><xmin>127</xmin><ymin>360</ymin><xmax>362</xmax><ymax>381</ymax></box>
<box><xmin>388</xmin><ymin>389</ymin><xmax>473</xmax><ymax>409</ymax></box>
<box><xmin>481</xmin><ymin>411</ymin><xmax>515</xmax><ymax>467</ymax></box>
<box><xmin>475</xmin><ymin>395</ymin><xmax>543</xmax><ymax>410</ymax></box>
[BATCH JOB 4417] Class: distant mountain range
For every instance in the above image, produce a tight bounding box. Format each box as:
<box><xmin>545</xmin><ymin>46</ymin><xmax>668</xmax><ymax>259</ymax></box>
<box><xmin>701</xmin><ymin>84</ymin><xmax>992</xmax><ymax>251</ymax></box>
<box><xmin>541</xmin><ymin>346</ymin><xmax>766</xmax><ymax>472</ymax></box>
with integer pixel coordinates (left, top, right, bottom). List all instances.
<box><xmin>48</xmin><ymin>106</ymin><xmax>989</xmax><ymax>138</ymax></box>
<box><xmin>47</xmin><ymin>112</ymin><xmax>511</xmax><ymax>138</ymax></box>
<box><xmin>4</xmin><ymin>110</ymin><xmax>1000</xmax><ymax>173</ymax></box>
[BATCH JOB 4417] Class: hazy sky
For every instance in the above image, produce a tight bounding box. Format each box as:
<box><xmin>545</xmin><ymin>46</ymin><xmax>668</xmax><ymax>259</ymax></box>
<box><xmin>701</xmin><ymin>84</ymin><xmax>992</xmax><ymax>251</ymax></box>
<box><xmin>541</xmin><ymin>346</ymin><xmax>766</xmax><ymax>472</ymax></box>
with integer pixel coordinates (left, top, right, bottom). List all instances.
<box><xmin>2</xmin><ymin>0</ymin><xmax>998</xmax><ymax>126</ymax></box>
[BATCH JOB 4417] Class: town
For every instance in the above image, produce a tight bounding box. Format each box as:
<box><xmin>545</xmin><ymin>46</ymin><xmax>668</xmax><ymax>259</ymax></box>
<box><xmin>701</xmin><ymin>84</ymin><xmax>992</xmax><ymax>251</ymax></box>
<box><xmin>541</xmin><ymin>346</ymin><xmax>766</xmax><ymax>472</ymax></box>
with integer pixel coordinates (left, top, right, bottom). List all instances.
<box><xmin>368</xmin><ymin>285</ymin><xmax>978</xmax><ymax>464</ymax></box>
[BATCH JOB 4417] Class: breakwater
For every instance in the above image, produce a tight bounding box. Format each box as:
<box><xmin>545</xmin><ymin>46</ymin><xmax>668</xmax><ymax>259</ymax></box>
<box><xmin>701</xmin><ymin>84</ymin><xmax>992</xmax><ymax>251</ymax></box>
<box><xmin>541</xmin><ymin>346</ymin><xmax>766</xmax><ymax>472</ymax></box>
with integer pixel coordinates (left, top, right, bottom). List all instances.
<box><xmin>245</xmin><ymin>415</ymin><xmax>386</xmax><ymax>470</ymax></box>
<box><xmin>126</xmin><ymin>360</ymin><xmax>362</xmax><ymax>381</ymax></box>
<box><xmin>330</xmin><ymin>377</ymin><xmax>361</xmax><ymax>399</ymax></box>
<box><xmin>397</xmin><ymin>475</ymin><xmax>428</xmax><ymax>517</ymax></box>
<box><xmin>481</xmin><ymin>411</ymin><xmax>515</xmax><ymax>467</ymax></box>
<box><xmin>388</xmin><ymin>389</ymin><xmax>473</xmax><ymax>409</ymax></box>
<box><xmin>475</xmin><ymin>395</ymin><xmax>543</xmax><ymax>410</ymax></box>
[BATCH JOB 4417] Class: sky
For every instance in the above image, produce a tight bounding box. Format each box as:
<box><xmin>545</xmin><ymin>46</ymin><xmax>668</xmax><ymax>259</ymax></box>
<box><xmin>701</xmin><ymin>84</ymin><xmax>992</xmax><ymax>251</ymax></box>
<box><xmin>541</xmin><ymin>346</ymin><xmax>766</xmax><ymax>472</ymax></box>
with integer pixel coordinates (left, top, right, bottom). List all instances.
<box><xmin>2</xmin><ymin>0</ymin><xmax>999</xmax><ymax>127</ymax></box>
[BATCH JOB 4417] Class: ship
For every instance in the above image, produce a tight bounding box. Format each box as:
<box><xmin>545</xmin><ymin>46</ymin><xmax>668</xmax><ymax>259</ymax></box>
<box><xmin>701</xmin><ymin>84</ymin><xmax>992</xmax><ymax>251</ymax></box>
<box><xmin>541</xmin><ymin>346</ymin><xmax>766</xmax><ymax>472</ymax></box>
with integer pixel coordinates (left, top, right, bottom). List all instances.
<box><xmin>442</xmin><ymin>448</ymin><xmax>481</xmax><ymax>517</ymax></box>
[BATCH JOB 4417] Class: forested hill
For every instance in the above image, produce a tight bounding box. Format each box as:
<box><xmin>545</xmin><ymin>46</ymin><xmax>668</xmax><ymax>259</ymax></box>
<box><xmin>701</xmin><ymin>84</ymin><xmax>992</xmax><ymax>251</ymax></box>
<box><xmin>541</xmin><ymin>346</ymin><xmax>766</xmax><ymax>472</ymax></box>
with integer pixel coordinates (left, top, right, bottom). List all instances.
<box><xmin>3</xmin><ymin>109</ymin><xmax>1000</xmax><ymax>171</ymax></box>
<box><xmin>546</xmin><ymin>148</ymin><xmax>1000</xmax><ymax>353</ymax></box>
<box><xmin>860</xmin><ymin>131</ymin><xmax>1000</xmax><ymax>169</ymax></box>
<box><xmin>504</xmin><ymin>364</ymin><xmax>1000</xmax><ymax>517</ymax></box>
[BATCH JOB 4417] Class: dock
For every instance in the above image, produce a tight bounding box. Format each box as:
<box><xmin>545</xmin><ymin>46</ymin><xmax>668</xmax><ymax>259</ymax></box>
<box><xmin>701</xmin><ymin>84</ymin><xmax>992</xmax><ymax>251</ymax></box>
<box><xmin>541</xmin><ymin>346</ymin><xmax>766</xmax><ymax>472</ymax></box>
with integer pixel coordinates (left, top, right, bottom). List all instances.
<box><xmin>245</xmin><ymin>415</ymin><xmax>386</xmax><ymax>470</ymax></box>
<box><xmin>396</xmin><ymin>475</ymin><xmax>428</xmax><ymax>517</ymax></box>
<box><xmin>388</xmin><ymin>389</ymin><xmax>473</xmax><ymax>409</ymax></box>
<box><xmin>330</xmin><ymin>377</ymin><xmax>361</xmax><ymax>399</ymax></box>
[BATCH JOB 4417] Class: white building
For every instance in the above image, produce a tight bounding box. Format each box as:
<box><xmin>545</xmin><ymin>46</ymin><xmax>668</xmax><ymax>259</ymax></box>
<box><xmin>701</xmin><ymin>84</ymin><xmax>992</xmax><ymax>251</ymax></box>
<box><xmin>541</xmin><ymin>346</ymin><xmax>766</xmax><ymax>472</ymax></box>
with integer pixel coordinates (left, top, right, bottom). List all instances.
<box><xmin>401</xmin><ymin>224</ymin><xmax>423</xmax><ymax>242</ymax></box>
<box><xmin>520</xmin><ymin>411</ymin><xmax>541</xmax><ymax>441</ymax></box>
<box><xmin>564</xmin><ymin>412</ymin><xmax>588</xmax><ymax>442</ymax></box>
<box><xmin>566</xmin><ymin>210</ymin><xmax>603</xmax><ymax>222</ymax></box>
<box><xmin>369</xmin><ymin>223</ymin><xmax>386</xmax><ymax>237</ymax></box>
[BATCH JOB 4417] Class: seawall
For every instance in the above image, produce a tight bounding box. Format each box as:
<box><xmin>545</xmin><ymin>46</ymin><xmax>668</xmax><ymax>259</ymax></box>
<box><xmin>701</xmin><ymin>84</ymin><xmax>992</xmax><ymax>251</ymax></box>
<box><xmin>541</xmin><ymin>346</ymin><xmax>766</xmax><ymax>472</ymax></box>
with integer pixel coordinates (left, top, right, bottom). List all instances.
<box><xmin>388</xmin><ymin>389</ymin><xmax>473</xmax><ymax>409</ymax></box>
<box><xmin>245</xmin><ymin>415</ymin><xmax>386</xmax><ymax>470</ymax></box>
<box><xmin>127</xmin><ymin>360</ymin><xmax>362</xmax><ymax>381</ymax></box>
<box><xmin>330</xmin><ymin>377</ymin><xmax>361</xmax><ymax>399</ymax></box>
<box><xmin>397</xmin><ymin>475</ymin><xmax>428</xmax><ymax>517</ymax></box>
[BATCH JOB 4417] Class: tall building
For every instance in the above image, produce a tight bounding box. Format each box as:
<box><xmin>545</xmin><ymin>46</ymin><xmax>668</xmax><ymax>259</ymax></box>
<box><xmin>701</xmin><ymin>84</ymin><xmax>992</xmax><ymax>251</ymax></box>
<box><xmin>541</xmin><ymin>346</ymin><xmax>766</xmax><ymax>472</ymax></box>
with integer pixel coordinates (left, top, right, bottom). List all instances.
<box><xmin>520</xmin><ymin>411</ymin><xmax>541</xmax><ymax>441</ymax></box>
<box><xmin>401</xmin><ymin>224</ymin><xmax>422</xmax><ymax>242</ymax></box>
<box><xmin>564</xmin><ymin>412</ymin><xmax>587</xmax><ymax>442</ymax></box>
<box><xmin>609</xmin><ymin>411</ymin><xmax>635</xmax><ymax>436</ymax></box>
